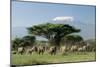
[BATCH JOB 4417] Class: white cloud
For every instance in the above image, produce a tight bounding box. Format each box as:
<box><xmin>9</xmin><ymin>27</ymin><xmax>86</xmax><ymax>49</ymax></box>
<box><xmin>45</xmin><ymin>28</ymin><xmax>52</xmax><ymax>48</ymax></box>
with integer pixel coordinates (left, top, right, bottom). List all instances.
<box><xmin>52</xmin><ymin>16</ymin><xmax>74</xmax><ymax>22</ymax></box>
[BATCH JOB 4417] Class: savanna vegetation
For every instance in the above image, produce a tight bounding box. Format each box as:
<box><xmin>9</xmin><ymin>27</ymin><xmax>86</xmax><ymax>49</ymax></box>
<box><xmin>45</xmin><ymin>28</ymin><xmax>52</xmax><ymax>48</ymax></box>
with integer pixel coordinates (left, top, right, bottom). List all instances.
<box><xmin>11</xmin><ymin>23</ymin><xmax>96</xmax><ymax>65</ymax></box>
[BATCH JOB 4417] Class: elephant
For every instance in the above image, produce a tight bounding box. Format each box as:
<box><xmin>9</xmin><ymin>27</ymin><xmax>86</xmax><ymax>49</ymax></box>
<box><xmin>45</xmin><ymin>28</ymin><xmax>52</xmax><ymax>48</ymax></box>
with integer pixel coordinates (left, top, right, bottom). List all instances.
<box><xmin>49</xmin><ymin>46</ymin><xmax>57</xmax><ymax>55</ymax></box>
<box><xmin>17</xmin><ymin>47</ymin><xmax>25</xmax><ymax>55</ymax></box>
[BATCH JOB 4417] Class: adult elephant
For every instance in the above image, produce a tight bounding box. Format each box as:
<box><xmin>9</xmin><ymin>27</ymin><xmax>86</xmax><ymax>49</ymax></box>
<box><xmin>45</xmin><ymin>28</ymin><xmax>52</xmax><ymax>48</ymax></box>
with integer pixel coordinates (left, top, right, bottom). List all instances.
<box><xmin>77</xmin><ymin>46</ymin><xmax>87</xmax><ymax>54</ymax></box>
<box><xmin>49</xmin><ymin>46</ymin><xmax>57</xmax><ymax>55</ymax></box>
<box><xmin>26</xmin><ymin>46</ymin><xmax>38</xmax><ymax>54</ymax></box>
<box><xmin>70</xmin><ymin>45</ymin><xmax>78</xmax><ymax>52</ymax></box>
<box><xmin>37</xmin><ymin>46</ymin><xmax>45</xmax><ymax>55</ymax></box>
<box><xmin>60</xmin><ymin>46</ymin><xmax>70</xmax><ymax>54</ymax></box>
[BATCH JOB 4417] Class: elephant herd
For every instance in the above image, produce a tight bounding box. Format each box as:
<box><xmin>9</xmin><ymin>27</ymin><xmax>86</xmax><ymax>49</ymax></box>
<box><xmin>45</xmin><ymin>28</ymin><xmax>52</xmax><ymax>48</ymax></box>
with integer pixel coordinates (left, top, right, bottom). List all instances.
<box><xmin>60</xmin><ymin>45</ymin><xmax>88</xmax><ymax>54</ymax></box>
<box><xmin>12</xmin><ymin>43</ymin><xmax>91</xmax><ymax>55</ymax></box>
<box><xmin>16</xmin><ymin>46</ymin><xmax>57</xmax><ymax>55</ymax></box>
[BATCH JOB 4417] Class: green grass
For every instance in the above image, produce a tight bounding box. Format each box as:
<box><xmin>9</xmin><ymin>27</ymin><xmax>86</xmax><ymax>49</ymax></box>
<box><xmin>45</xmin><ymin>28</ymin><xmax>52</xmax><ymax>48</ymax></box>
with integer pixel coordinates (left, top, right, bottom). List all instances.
<box><xmin>11</xmin><ymin>52</ymin><xmax>96</xmax><ymax>65</ymax></box>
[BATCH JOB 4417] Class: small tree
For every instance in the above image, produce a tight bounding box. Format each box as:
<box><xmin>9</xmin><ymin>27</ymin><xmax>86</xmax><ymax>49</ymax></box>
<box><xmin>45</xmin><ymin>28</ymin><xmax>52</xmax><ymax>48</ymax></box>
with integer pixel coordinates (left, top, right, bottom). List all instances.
<box><xmin>12</xmin><ymin>37</ymin><xmax>23</xmax><ymax>50</ymax></box>
<box><xmin>61</xmin><ymin>35</ymin><xmax>83</xmax><ymax>46</ymax></box>
<box><xmin>12</xmin><ymin>35</ymin><xmax>36</xmax><ymax>50</ymax></box>
<box><xmin>22</xmin><ymin>35</ymin><xmax>36</xmax><ymax>47</ymax></box>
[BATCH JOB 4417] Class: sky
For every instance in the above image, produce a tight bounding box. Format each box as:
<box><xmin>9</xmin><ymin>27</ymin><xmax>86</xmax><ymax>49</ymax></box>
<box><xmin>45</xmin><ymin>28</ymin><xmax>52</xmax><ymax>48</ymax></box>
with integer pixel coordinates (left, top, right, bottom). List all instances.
<box><xmin>12</xmin><ymin>1</ymin><xmax>96</xmax><ymax>40</ymax></box>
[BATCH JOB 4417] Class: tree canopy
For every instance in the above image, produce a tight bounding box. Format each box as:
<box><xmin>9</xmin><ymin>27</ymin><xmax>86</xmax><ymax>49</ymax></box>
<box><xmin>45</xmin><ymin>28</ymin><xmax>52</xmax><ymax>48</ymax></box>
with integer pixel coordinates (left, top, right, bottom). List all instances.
<box><xmin>12</xmin><ymin>35</ymin><xmax>36</xmax><ymax>50</ymax></box>
<box><xmin>61</xmin><ymin>35</ymin><xmax>83</xmax><ymax>46</ymax></box>
<box><xmin>22</xmin><ymin>35</ymin><xmax>36</xmax><ymax>46</ymax></box>
<box><xmin>27</xmin><ymin>23</ymin><xmax>80</xmax><ymax>46</ymax></box>
<box><xmin>12</xmin><ymin>37</ymin><xmax>23</xmax><ymax>50</ymax></box>
<box><xmin>64</xmin><ymin>35</ymin><xmax>83</xmax><ymax>42</ymax></box>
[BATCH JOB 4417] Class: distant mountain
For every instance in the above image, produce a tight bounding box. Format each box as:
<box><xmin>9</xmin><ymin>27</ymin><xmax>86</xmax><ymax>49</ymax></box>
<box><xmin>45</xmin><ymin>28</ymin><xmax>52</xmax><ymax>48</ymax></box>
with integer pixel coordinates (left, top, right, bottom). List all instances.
<box><xmin>12</xmin><ymin>26</ymin><xmax>48</xmax><ymax>41</ymax></box>
<box><xmin>12</xmin><ymin>27</ymin><xmax>28</xmax><ymax>39</ymax></box>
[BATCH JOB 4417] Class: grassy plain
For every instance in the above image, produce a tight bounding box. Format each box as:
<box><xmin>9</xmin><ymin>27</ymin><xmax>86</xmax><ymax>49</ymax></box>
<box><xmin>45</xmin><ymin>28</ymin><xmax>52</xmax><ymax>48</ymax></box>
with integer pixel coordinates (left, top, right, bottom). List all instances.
<box><xmin>11</xmin><ymin>52</ymin><xmax>96</xmax><ymax>65</ymax></box>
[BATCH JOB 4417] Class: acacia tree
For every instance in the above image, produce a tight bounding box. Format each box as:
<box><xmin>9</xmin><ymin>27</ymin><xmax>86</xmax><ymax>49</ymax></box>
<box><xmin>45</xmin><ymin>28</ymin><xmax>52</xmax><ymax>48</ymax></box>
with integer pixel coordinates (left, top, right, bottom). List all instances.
<box><xmin>12</xmin><ymin>35</ymin><xmax>36</xmax><ymax>50</ymax></box>
<box><xmin>64</xmin><ymin>35</ymin><xmax>83</xmax><ymax>42</ymax></box>
<box><xmin>22</xmin><ymin>35</ymin><xmax>36</xmax><ymax>47</ymax></box>
<box><xmin>12</xmin><ymin>37</ymin><xmax>23</xmax><ymax>50</ymax></box>
<box><xmin>27</xmin><ymin>23</ymin><xmax>80</xmax><ymax>47</ymax></box>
